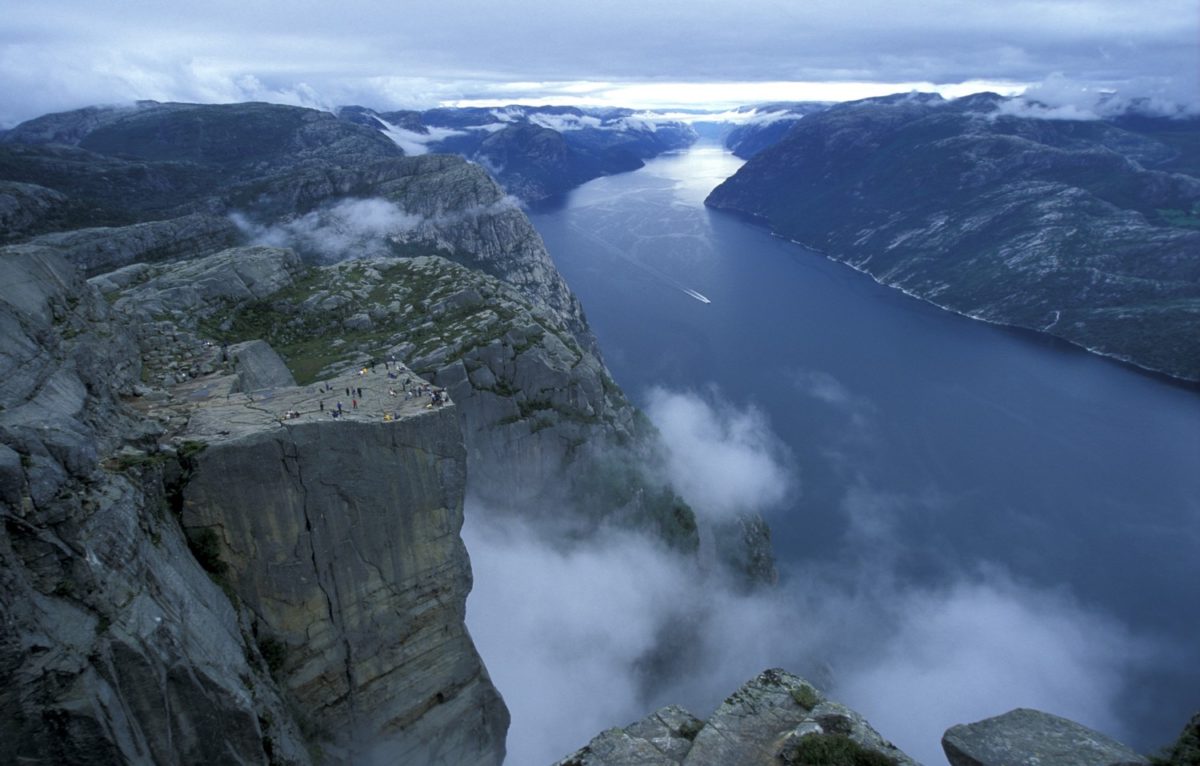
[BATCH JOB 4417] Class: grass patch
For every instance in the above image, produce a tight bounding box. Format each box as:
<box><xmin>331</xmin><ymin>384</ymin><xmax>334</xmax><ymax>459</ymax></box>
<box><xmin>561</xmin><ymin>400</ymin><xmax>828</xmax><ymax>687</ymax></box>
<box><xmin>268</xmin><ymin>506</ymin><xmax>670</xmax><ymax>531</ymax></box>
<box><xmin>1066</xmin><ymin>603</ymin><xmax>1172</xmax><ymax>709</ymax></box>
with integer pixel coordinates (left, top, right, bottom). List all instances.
<box><xmin>790</xmin><ymin>684</ymin><xmax>821</xmax><ymax>710</ymax></box>
<box><xmin>779</xmin><ymin>733</ymin><xmax>897</xmax><ymax>766</ymax></box>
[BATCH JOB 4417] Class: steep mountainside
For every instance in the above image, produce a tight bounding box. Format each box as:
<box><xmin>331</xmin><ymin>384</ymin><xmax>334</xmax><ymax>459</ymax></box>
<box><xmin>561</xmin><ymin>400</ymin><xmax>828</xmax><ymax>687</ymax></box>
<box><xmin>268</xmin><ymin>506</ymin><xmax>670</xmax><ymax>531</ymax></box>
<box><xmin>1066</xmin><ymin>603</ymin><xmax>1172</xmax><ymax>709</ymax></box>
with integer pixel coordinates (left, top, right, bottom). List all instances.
<box><xmin>339</xmin><ymin>104</ymin><xmax>697</xmax><ymax>202</ymax></box>
<box><xmin>1</xmin><ymin>100</ymin><xmax>773</xmax><ymax>763</ymax></box>
<box><xmin>0</xmin><ymin>101</ymin><xmax>595</xmax><ymax>347</ymax></box>
<box><xmin>706</xmin><ymin>93</ymin><xmax>1200</xmax><ymax>381</ymax></box>
<box><xmin>0</xmin><ymin>242</ymin><xmax>508</xmax><ymax>764</ymax></box>
<box><xmin>722</xmin><ymin>102</ymin><xmax>829</xmax><ymax>158</ymax></box>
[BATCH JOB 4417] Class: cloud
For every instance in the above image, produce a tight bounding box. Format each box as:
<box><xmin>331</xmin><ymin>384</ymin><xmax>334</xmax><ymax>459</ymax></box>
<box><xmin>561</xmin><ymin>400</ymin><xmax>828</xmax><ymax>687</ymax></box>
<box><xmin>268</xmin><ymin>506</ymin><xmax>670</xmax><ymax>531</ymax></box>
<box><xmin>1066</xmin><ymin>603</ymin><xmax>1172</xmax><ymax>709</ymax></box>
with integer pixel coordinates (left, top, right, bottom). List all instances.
<box><xmin>462</xmin><ymin>385</ymin><xmax>1152</xmax><ymax>766</ymax></box>
<box><xmin>231</xmin><ymin>198</ymin><xmax>422</xmax><ymax>261</ymax></box>
<box><xmin>375</xmin><ymin>117</ymin><xmax>468</xmax><ymax>155</ymax></box>
<box><xmin>643</xmin><ymin>387</ymin><xmax>795</xmax><ymax>520</ymax></box>
<box><xmin>464</xmin><ymin>499</ymin><xmax>1150</xmax><ymax>766</ymax></box>
<box><xmin>834</xmin><ymin>572</ymin><xmax>1149</xmax><ymax>765</ymax></box>
<box><xmin>984</xmin><ymin>72</ymin><xmax>1200</xmax><ymax>121</ymax></box>
<box><xmin>1</xmin><ymin>1</ymin><xmax>1196</xmax><ymax>126</ymax></box>
<box><xmin>527</xmin><ymin>112</ymin><xmax>604</xmax><ymax>132</ymax></box>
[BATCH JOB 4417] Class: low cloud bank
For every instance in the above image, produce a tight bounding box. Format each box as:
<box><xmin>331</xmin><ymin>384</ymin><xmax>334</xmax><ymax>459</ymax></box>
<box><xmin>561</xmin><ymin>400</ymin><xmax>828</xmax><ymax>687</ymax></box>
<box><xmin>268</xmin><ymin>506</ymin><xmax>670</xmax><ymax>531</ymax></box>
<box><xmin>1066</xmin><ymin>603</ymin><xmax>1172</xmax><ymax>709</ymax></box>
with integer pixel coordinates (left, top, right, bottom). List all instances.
<box><xmin>231</xmin><ymin>198</ymin><xmax>422</xmax><ymax>261</ymax></box>
<box><xmin>990</xmin><ymin>73</ymin><xmax>1200</xmax><ymax>120</ymax></box>
<box><xmin>230</xmin><ymin>194</ymin><xmax>523</xmax><ymax>263</ymax></box>
<box><xmin>377</xmin><ymin>117</ymin><xmax>468</xmax><ymax>155</ymax></box>
<box><xmin>643</xmin><ymin>386</ymin><xmax>794</xmax><ymax>521</ymax></box>
<box><xmin>464</xmin><ymin>386</ymin><xmax>1150</xmax><ymax>766</ymax></box>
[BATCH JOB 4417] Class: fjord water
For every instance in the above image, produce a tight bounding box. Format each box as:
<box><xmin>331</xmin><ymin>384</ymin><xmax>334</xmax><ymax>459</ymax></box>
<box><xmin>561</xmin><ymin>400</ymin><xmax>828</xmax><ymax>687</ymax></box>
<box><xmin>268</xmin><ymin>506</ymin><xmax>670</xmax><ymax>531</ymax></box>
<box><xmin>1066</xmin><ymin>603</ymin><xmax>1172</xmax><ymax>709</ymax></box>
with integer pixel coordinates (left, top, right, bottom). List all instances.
<box><xmin>529</xmin><ymin>143</ymin><xmax>1200</xmax><ymax>753</ymax></box>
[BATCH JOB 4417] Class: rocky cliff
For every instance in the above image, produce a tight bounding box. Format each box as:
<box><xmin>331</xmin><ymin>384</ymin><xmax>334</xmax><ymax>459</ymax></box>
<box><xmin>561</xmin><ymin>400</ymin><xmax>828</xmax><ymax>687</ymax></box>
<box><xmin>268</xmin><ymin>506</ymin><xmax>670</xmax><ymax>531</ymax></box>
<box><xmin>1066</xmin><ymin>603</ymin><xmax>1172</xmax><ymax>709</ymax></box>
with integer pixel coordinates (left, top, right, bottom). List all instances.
<box><xmin>1</xmin><ymin>100</ymin><xmax>773</xmax><ymax>763</ymax></box>
<box><xmin>0</xmin><ymin>245</ymin><xmax>312</xmax><ymax>764</ymax></box>
<box><xmin>557</xmin><ymin>668</ymin><xmax>1168</xmax><ymax>766</ymax></box>
<box><xmin>553</xmin><ymin>669</ymin><xmax>919</xmax><ymax>766</ymax></box>
<box><xmin>0</xmin><ymin>243</ymin><xmax>509</xmax><ymax>763</ymax></box>
<box><xmin>706</xmin><ymin>93</ymin><xmax>1200</xmax><ymax>381</ymax></box>
<box><xmin>97</xmin><ymin>243</ymin><xmax>704</xmax><ymax>551</ymax></box>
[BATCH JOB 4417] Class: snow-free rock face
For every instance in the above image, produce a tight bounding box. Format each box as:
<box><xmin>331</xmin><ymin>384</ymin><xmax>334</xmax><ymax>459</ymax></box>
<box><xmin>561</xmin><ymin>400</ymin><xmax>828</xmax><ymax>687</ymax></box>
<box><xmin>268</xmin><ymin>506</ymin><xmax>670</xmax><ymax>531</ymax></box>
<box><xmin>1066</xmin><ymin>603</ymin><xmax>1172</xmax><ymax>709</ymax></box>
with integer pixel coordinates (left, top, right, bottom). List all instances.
<box><xmin>1</xmin><ymin>101</ymin><xmax>594</xmax><ymax>348</ymax></box>
<box><xmin>0</xmin><ymin>246</ymin><xmax>311</xmax><ymax>765</ymax></box>
<box><xmin>942</xmin><ymin>708</ymin><xmax>1148</xmax><ymax>766</ymax></box>
<box><xmin>707</xmin><ymin>94</ymin><xmax>1200</xmax><ymax>381</ymax></box>
<box><xmin>26</xmin><ymin>213</ymin><xmax>240</xmax><ymax>276</ymax></box>
<box><xmin>179</xmin><ymin>377</ymin><xmax>507</xmax><ymax>765</ymax></box>
<box><xmin>554</xmin><ymin>668</ymin><xmax>919</xmax><ymax>766</ymax></box>
<box><xmin>0</xmin><ymin>180</ymin><xmax>70</xmax><ymax>242</ymax></box>
<box><xmin>103</xmin><ymin>248</ymin><xmax>708</xmax><ymax>556</ymax></box>
<box><xmin>0</xmin><ymin>245</ymin><xmax>509</xmax><ymax>764</ymax></box>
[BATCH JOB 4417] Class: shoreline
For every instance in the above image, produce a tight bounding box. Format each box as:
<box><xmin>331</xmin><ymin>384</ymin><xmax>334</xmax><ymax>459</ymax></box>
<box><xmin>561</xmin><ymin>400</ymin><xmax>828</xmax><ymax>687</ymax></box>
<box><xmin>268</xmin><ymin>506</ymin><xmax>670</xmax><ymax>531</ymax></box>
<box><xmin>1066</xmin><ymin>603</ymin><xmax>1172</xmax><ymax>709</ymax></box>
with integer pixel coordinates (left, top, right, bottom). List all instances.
<box><xmin>704</xmin><ymin>201</ymin><xmax>1200</xmax><ymax>392</ymax></box>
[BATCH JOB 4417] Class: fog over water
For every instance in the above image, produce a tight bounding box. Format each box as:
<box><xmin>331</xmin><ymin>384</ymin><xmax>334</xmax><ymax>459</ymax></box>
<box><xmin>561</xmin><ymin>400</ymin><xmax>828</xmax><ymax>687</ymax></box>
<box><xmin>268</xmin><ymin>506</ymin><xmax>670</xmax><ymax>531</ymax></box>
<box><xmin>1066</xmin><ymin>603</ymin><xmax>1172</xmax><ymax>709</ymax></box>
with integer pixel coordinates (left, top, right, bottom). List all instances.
<box><xmin>464</xmin><ymin>144</ymin><xmax>1200</xmax><ymax>764</ymax></box>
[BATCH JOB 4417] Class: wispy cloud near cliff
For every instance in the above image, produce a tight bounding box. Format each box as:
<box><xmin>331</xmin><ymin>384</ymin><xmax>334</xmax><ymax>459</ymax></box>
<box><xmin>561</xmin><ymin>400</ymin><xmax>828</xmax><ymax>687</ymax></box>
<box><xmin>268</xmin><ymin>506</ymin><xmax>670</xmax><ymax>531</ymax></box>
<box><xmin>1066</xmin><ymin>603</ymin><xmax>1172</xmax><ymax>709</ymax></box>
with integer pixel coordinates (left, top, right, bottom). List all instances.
<box><xmin>232</xmin><ymin>198</ymin><xmax>422</xmax><ymax>261</ymax></box>
<box><xmin>644</xmin><ymin>387</ymin><xmax>794</xmax><ymax>520</ymax></box>
<box><xmin>464</xmin><ymin>386</ymin><xmax>1151</xmax><ymax>766</ymax></box>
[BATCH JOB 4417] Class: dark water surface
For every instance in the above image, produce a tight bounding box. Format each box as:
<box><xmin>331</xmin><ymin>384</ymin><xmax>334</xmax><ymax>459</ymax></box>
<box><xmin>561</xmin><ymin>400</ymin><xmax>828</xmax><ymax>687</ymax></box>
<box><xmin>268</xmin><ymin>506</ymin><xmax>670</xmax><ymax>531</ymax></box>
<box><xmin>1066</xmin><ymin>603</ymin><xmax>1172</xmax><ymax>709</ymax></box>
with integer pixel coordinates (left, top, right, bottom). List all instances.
<box><xmin>529</xmin><ymin>143</ymin><xmax>1200</xmax><ymax>753</ymax></box>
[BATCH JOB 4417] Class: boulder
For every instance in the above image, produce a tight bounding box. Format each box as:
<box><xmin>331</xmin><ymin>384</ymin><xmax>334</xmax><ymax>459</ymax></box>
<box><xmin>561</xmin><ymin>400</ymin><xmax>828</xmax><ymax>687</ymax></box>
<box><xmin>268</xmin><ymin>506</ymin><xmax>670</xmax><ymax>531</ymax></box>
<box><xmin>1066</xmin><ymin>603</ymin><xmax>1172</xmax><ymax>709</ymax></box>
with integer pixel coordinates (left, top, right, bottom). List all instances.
<box><xmin>228</xmin><ymin>339</ymin><xmax>296</xmax><ymax>392</ymax></box>
<box><xmin>942</xmin><ymin>708</ymin><xmax>1149</xmax><ymax>766</ymax></box>
<box><xmin>554</xmin><ymin>669</ymin><xmax>918</xmax><ymax>766</ymax></box>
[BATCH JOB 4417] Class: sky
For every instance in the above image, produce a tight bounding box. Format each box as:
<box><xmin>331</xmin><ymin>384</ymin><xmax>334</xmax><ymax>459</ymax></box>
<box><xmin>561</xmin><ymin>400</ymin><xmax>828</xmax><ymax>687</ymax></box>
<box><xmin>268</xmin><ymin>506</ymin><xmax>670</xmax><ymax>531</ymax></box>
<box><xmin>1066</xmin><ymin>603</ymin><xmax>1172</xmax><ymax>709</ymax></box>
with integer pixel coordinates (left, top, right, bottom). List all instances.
<box><xmin>2</xmin><ymin>0</ymin><xmax>1198</xmax><ymax>126</ymax></box>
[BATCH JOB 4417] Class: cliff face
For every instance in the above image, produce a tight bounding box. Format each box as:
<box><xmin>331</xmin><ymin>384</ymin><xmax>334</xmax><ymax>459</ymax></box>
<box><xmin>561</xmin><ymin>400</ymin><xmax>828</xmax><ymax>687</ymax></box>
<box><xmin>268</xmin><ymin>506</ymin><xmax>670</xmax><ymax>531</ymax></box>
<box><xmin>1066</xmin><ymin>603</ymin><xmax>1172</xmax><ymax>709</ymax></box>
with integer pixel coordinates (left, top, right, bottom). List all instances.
<box><xmin>1</xmin><ymin>102</ymin><xmax>595</xmax><ymax>350</ymax></box>
<box><xmin>101</xmin><ymin>246</ymin><xmax>702</xmax><ymax>552</ymax></box>
<box><xmin>706</xmin><ymin>94</ymin><xmax>1200</xmax><ymax>381</ymax></box>
<box><xmin>0</xmin><ymin>100</ymin><xmax>776</xmax><ymax>763</ymax></box>
<box><xmin>179</xmin><ymin>380</ymin><xmax>506</xmax><ymax>765</ymax></box>
<box><xmin>1</xmin><ymin>242</ymin><xmax>508</xmax><ymax>763</ymax></box>
<box><xmin>0</xmin><ymin>246</ymin><xmax>309</xmax><ymax>764</ymax></box>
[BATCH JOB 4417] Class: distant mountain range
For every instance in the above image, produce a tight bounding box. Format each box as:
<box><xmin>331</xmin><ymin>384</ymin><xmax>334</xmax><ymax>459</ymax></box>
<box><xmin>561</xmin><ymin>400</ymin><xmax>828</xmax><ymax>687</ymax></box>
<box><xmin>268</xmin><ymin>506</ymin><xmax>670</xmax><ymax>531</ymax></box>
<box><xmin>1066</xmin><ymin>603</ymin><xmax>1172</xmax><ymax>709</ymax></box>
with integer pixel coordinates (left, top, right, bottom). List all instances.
<box><xmin>719</xmin><ymin>102</ymin><xmax>829</xmax><ymax>158</ymax></box>
<box><xmin>339</xmin><ymin>104</ymin><xmax>697</xmax><ymax>203</ymax></box>
<box><xmin>707</xmin><ymin>92</ymin><xmax>1200</xmax><ymax>382</ymax></box>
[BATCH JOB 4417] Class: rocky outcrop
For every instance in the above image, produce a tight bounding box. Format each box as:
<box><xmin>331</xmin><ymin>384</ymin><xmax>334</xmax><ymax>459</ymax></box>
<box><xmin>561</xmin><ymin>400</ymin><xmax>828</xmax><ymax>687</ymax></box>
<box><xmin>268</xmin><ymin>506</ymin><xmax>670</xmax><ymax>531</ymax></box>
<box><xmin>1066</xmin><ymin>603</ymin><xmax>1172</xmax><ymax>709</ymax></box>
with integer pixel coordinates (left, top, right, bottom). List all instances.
<box><xmin>178</xmin><ymin>370</ymin><xmax>507</xmax><ymax>765</ymax></box>
<box><xmin>95</xmin><ymin>244</ymin><xmax>305</xmax><ymax>318</ymax></box>
<box><xmin>706</xmin><ymin>93</ymin><xmax>1200</xmax><ymax>381</ymax></box>
<box><xmin>3</xmin><ymin>102</ymin><xmax>596</xmax><ymax>350</ymax></box>
<box><xmin>227</xmin><ymin>339</ymin><xmax>295</xmax><ymax>392</ymax></box>
<box><xmin>0</xmin><ymin>180</ymin><xmax>69</xmax><ymax>242</ymax></box>
<box><xmin>555</xmin><ymin>668</ymin><xmax>918</xmax><ymax>766</ymax></box>
<box><xmin>0</xmin><ymin>245</ymin><xmax>311</xmax><ymax>765</ymax></box>
<box><xmin>27</xmin><ymin>213</ymin><xmax>240</xmax><ymax>275</ymax></box>
<box><xmin>1</xmin><ymin>242</ymin><xmax>509</xmax><ymax>764</ymax></box>
<box><xmin>942</xmin><ymin>708</ymin><xmax>1148</xmax><ymax>766</ymax></box>
<box><xmin>1153</xmin><ymin>712</ymin><xmax>1200</xmax><ymax>765</ymax></box>
<box><xmin>99</xmin><ymin>248</ymin><xmax>706</xmax><ymax>555</ymax></box>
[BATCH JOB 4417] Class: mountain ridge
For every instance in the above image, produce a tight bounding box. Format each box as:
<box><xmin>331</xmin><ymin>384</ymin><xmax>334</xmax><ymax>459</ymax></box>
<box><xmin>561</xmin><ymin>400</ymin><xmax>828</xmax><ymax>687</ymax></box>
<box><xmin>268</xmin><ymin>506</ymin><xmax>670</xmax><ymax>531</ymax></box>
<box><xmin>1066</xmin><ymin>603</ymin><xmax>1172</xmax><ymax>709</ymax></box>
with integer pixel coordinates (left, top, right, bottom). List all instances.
<box><xmin>706</xmin><ymin>93</ymin><xmax>1200</xmax><ymax>382</ymax></box>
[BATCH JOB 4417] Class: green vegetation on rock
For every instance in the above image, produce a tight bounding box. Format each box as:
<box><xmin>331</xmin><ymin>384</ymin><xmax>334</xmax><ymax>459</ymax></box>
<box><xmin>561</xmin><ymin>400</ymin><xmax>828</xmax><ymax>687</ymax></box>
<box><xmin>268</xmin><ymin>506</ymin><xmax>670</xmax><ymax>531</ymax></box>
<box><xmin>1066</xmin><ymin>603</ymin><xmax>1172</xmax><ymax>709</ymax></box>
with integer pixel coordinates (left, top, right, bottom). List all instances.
<box><xmin>780</xmin><ymin>733</ymin><xmax>898</xmax><ymax>766</ymax></box>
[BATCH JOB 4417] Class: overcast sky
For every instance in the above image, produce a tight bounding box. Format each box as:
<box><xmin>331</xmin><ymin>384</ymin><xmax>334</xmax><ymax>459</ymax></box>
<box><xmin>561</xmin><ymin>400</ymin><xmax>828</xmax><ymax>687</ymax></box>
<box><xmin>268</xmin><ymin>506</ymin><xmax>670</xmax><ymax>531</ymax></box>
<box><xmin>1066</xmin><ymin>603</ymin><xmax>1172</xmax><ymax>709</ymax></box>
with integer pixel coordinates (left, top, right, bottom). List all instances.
<box><xmin>2</xmin><ymin>0</ymin><xmax>1197</xmax><ymax>125</ymax></box>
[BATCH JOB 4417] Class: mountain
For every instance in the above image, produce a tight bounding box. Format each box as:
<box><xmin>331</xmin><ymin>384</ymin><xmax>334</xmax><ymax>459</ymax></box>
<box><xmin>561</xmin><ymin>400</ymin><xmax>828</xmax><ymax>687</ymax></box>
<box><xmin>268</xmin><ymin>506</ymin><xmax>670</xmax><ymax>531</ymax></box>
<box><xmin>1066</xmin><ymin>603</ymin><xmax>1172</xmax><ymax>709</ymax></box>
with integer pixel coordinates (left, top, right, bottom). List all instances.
<box><xmin>0</xmin><ymin>101</ymin><xmax>769</xmax><ymax>763</ymax></box>
<box><xmin>721</xmin><ymin>102</ymin><xmax>830</xmax><ymax>158</ymax></box>
<box><xmin>554</xmin><ymin>667</ymin><xmax>1154</xmax><ymax>766</ymax></box>
<box><xmin>706</xmin><ymin>93</ymin><xmax>1200</xmax><ymax>382</ymax></box>
<box><xmin>338</xmin><ymin>104</ymin><xmax>698</xmax><ymax>202</ymax></box>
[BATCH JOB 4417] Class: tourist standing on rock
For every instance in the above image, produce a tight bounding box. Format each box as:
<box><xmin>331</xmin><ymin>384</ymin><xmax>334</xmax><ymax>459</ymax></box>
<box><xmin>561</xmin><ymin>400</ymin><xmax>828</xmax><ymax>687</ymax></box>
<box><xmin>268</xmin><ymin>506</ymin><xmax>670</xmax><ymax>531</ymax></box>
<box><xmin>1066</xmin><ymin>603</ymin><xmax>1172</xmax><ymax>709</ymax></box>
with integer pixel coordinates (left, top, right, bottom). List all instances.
<box><xmin>352</xmin><ymin>398</ymin><xmax>357</xmax><ymax>409</ymax></box>
<box><xmin>320</xmin><ymin>400</ymin><xmax>324</xmax><ymax>411</ymax></box>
